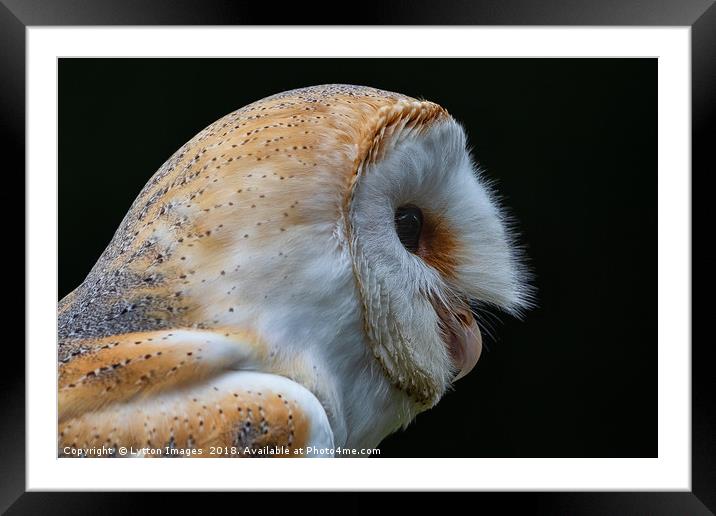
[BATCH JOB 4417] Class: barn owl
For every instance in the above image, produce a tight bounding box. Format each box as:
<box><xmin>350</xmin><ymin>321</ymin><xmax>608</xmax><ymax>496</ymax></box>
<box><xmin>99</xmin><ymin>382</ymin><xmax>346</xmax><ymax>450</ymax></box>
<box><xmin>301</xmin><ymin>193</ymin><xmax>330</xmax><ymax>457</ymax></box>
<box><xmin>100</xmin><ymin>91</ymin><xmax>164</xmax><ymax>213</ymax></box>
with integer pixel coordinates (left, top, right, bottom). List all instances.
<box><xmin>58</xmin><ymin>84</ymin><xmax>530</xmax><ymax>457</ymax></box>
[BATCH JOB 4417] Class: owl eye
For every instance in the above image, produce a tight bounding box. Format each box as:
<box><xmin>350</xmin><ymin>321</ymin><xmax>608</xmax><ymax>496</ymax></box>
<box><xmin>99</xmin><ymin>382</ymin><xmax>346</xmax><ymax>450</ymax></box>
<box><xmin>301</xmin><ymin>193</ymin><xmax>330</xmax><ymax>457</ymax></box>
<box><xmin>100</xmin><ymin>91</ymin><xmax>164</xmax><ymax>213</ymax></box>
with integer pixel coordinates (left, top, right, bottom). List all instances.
<box><xmin>394</xmin><ymin>205</ymin><xmax>423</xmax><ymax>254</ymax></box>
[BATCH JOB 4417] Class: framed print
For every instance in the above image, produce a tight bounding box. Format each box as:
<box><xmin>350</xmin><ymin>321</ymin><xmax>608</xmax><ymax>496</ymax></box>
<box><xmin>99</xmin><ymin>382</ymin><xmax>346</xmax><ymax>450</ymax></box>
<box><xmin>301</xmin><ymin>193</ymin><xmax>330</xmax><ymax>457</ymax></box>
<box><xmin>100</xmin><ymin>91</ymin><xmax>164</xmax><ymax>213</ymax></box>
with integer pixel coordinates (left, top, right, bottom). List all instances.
<box><xmin>7</xmin><ymin>0</ymin><xmax>712</xmax><ymax>512</ymax></box>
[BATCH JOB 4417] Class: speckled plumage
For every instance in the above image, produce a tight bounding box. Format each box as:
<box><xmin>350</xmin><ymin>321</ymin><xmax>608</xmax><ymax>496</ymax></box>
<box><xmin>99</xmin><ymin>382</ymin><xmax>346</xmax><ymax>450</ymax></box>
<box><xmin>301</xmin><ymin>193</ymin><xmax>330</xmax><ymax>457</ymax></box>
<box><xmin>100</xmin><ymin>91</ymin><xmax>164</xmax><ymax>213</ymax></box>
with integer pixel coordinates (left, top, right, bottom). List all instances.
<box><xmin>59</xmin><ymin>84</ymin><xmax>530</xmax><ymax>457</ymax></box>
<box><xmin>60</xmin><ymin>85</ymin><xmax>428</xmax><ymax>344</ymax></box>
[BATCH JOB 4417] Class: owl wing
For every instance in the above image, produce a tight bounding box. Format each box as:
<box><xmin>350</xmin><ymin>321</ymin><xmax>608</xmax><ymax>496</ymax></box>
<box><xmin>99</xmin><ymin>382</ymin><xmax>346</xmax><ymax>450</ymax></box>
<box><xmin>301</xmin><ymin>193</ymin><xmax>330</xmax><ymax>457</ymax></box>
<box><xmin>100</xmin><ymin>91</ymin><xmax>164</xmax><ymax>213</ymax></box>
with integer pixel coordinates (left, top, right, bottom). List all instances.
<box><xmin>58</xmin><ymin>329</ymin><xmax>333</xmax><ymax>457</ymax></box>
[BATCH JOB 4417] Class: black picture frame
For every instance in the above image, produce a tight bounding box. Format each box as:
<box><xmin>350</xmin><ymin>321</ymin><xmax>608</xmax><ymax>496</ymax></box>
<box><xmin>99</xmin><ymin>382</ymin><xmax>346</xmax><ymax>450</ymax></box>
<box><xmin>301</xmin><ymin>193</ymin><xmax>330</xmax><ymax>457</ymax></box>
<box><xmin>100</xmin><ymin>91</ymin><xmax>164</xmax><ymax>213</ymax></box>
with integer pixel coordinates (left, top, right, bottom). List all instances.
<box><xmin>6</xmin><ymin>0</ymin><xmax>711</xmax><ymax>512</ymax></box>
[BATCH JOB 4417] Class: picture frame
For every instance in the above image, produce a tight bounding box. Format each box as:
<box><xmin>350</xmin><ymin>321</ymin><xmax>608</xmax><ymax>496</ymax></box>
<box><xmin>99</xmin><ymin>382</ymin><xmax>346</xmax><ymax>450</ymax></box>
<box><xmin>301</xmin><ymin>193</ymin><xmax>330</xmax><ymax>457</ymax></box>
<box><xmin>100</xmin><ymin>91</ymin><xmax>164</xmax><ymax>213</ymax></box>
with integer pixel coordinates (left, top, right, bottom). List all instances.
<box><xmin>7</xmin><ymin>0</ymin><xmax>710</xmax><ymax>511</ymax></box>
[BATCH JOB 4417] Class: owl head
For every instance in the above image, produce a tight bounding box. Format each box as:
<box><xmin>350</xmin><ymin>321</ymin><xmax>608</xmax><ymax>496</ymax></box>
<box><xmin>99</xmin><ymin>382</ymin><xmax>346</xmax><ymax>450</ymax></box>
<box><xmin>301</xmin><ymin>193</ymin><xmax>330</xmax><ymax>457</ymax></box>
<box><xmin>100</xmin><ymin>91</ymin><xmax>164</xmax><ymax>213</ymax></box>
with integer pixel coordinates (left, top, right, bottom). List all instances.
<box><xmin>64</xmin><ymin>84</ymin><xmax>531</xmax><ymax>448</ymax></box>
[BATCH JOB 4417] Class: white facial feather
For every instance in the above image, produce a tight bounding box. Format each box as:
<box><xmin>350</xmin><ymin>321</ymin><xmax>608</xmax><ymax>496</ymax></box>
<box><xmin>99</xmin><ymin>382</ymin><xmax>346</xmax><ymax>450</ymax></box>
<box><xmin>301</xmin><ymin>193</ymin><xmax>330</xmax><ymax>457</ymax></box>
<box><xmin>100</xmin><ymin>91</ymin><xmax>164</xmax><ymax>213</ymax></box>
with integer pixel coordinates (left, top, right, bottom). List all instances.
<box><xmin>346</xmin><ymin>119</ymin><xmax>531</xmax><ymax>441</ymax></box>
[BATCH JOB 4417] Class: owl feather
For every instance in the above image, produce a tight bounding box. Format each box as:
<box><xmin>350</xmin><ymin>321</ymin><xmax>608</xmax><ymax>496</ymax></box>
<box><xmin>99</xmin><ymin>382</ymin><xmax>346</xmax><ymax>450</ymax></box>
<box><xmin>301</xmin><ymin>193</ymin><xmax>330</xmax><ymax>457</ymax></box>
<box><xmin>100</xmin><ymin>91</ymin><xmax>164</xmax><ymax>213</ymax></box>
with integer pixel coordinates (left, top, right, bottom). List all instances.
<box><xmin>59</xmin><ymin>85</ymin><xmax>531</xmax><ymax>457</ymax></box>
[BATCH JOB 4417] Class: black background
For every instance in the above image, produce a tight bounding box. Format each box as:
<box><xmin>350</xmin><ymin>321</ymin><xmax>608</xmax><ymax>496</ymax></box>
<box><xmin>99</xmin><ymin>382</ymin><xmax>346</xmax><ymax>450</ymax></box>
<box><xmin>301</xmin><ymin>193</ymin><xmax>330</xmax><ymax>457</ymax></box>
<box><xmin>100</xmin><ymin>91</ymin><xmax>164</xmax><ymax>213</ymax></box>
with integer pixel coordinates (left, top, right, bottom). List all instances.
<box><xmin>59</xmin><ymin>58</ymin><xmax>656</xmax><ymax>458</ymax></box>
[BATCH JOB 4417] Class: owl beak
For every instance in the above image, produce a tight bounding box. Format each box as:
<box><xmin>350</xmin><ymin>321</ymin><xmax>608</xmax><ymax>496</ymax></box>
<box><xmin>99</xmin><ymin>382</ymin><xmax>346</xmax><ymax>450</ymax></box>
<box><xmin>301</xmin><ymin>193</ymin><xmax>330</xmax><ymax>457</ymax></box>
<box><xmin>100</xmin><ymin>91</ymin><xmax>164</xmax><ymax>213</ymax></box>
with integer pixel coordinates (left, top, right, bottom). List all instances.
<box><xmin>447</xmin><ymin>307</ymin><xmax>483</xmax><ymax>382</ymax></box>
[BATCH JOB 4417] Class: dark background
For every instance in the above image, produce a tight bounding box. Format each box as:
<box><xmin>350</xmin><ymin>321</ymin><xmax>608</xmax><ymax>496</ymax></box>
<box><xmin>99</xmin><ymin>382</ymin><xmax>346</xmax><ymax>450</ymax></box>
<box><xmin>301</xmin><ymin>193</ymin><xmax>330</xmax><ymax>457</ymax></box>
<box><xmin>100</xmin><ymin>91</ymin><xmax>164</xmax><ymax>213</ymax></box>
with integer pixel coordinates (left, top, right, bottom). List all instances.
<box><xmin>59</xmin><ymin>58</ymin><xmax>656</xmax><ymax>458</ymax></box>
